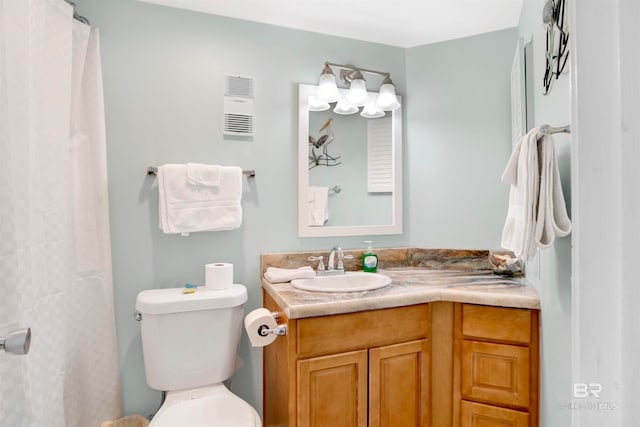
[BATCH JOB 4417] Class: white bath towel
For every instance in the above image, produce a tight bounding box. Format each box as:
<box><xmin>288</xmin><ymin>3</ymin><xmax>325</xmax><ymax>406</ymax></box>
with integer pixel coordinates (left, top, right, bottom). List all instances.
<box><xmin>501</xmin><ymin>128</ymin><xmax>540</xmax><ymax>260</ymax></box>
<box><xmin>501</xmin><ymin>128</ymin><xmax>571</xmax><ymax>260</ymax></box>
<box><xmin>308</xmin><ymin>186</ymin><xmax>329</xmax><ymax>226</ymax></box>
<box><xmin>186</xmin><ymin>163</ymin><xmax>220</xmax><ymax>186</ymax></box>
<box><xmin>534</xmin><ymin>135</ymin><xmax>572</xmax><ymax>247</ymax></box>
<box><xmin>158</xmin><ymin>164</ymin><xmax>242</xmax><ymax>235</ymax></box>
<box><xmin>264</xmin><ymin>266</ymin><xmax>316</xmax><ymax>283</ymax></box>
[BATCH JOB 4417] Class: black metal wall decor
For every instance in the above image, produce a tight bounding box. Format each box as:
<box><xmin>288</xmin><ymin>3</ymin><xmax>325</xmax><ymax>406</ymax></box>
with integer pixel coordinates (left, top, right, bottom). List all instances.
<box><xmin>542</xmin><ymin>0</ymin><xmax>569</xmax><ymax>95</ymax></box>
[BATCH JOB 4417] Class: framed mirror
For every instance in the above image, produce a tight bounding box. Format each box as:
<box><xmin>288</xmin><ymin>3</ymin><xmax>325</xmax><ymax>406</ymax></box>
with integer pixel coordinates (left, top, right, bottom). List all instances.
<box><xmin>298</xmin><ymin>84</ymin><xmax>402</xmax><ymax>237</ymax></box>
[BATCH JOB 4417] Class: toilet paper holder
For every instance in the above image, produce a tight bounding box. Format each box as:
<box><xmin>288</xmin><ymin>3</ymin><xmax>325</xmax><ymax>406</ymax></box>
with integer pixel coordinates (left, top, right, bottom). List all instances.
<box><xmin>259</xmin><ymin>324</ymin><xmax>287</xmax><ymax>337</ymax></box>
<box><xmin>258</xmin><ymin>312</ymin><xmax>287</xmax><ymax>337</ymax></box>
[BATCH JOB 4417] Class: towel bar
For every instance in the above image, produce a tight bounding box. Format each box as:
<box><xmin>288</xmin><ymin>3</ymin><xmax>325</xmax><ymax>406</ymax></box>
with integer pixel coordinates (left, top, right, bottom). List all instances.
<box><xmin>540</xmin><ymin>124</ymin><xmax>570</xmax><ymax>135</ymax></box>
<box><xmin>146</xmin><ymin>166</ymin><xmax>255</xmax><ymax>178</ymax></box>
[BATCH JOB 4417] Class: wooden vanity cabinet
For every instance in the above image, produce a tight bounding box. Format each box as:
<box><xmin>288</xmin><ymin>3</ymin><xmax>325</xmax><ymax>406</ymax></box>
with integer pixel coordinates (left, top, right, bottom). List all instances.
<box><xmin>263</xmin><ymin>293</ymin><xmax>539</xmax><ymax>427</ymax></box>
<box><xmin>263</xmin><ymin>291</ymin><xmax>431</xmax><ymax>427</ymax></box>
<box><xmin>455</xmin><ymin>304</ymin><xmax>540</xmax><ymax>427</ymax></box>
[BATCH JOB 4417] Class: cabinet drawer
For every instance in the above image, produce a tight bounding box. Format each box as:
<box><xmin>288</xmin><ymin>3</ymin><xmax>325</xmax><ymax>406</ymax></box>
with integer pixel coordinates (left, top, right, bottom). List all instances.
<box><xmin>461</xmin><ymin>400</ymin><xmax>530</xmax><ymax>427</ymax></box>
<box><xmin>297</xmin><ymin>304</ymin><xmax>430</xmax><ymax>358</ymax></box>
<box><xmin>461</xmin><ymin>340</ymin><xmax>530</xmax><ymax>408</ymax></box>
<box><xmin>462</xmin><ymin>305</ymin><xmax>531</xmax><ymax>344</ymax></box>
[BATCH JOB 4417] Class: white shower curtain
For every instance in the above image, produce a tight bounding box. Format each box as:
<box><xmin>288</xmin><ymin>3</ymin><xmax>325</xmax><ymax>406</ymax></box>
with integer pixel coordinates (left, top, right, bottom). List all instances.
<box><xmin>0</xmin><ymin>1</ymin><xmax>122</xmax><ymax>426</ymax></box>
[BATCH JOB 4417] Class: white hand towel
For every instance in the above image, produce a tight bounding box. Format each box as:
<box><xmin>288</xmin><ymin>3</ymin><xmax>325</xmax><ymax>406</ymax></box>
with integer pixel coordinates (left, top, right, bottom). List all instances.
<box><xmin>501</xmin><ymin>128</ymin><xmax>540</xmax><ymax>260</ymax></box>
<box><xmin>187</xmin><ymin>163</ymin><xmax>221</xmax><ymax>186</ymax></box>
<box><xmin>534</xmin><ymin>135</ymin><xmax>572</xmax><ymax>247</ymax></box>
<box><xmin>308</xmin><ymin>186</ymin><xmax>329</xmax><ymax>226</ymax></box>
<box><xmin>158</xmin><ymin>164</ymin><xmax>242</xmax><ymax>235</ymax></box>
<box><xmin>501</xmin><ymin>128</ymin><xmax>571</xmax><ymax>260</ymax></box>
<box><xmin>264</xmin><ymin>266</ymin><xmax>316</xmax><ymax>283</ymax></box>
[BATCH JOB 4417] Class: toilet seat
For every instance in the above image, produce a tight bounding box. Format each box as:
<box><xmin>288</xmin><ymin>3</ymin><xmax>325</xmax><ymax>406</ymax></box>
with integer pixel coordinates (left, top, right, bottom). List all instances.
<box><xmin>149</xmin><ymin>384</ymin><xmax>261</xmax><ymax>427</ymax></box>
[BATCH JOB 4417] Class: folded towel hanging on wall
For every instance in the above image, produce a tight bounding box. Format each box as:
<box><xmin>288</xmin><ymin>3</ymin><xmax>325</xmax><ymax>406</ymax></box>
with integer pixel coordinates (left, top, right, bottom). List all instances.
<box><xmin>186</xmin><ymin>163</ymin><xmax>221</xmax><ymax>186</ymax></box>
<box><xmin>500</xmin><ymin>127</ymin><xmax>571</xmax><ymax>260</ymax></box>
<box><xmin>158</xmin><ymin>164</ymin><xmax>242</xmax><ymax>235</ymax></box>
<box><xmin>534</xmin><ymin>134</ymin><xmax>572</xmax><ymax>247</ymax></box>
<box><xmin>308</xmin><ymin>186</ymin><xmax>329</xmax><ymax>227</ymax></box>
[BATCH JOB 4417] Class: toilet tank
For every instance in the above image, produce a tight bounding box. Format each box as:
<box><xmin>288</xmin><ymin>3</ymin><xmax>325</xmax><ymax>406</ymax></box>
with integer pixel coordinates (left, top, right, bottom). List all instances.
<box><xmin>135</xmin><ymin>284</ymin><xmax>248</xmax><ymax>391</ymax></box>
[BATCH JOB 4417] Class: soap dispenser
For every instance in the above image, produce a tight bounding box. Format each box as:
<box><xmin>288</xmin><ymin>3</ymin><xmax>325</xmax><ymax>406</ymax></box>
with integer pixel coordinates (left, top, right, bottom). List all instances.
<box><xmin>362</xmin><ymin>241</ymin><xmax>379</xmax><ymax>273</ymax></box>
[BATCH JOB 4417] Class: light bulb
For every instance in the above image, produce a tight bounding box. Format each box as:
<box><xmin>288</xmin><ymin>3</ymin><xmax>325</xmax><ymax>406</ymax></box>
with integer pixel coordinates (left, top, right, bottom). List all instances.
<box><xmin>309</xmin><ymin>96</ymin><xmax>330</xmax><ymax>112</ymax></box>
<box><xmin>318</xmin><ymin>73</ymin><xmax>340</xmax><ymax>103</ymax></box>
<box><xmin>347</xmin><ymin>78</ymin><xmax>368</xmax><ymax>107</ymax></box>
<box><xmin>376</xmin><ymin>82</ymin><xmax>400</xmax><ymax>111</ymax></box>
<box><xmin>333</xmin><ymin>99</ymin><xmax>359</xmax><ymax>115</ymax></box>
<box><xmin>360</xmin><ymin>102</ymin><xmax>385</xmax><ymax>118</ymax></box>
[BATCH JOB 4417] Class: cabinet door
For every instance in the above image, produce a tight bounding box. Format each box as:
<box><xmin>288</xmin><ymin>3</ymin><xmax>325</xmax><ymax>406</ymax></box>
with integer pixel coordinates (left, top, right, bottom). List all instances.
<box><xmin>461</xmin><ymin>340</ymin><xmax>530</xmax><ymax>408</ymax></box>
<box><xmin>461</xmin><ymin>401</ymin><xmax>529</xmax><ymax>427</ymax></box>
<box><xmin>298</xmin><ymin>350</ymin><xmax>368</xmax><ymax>427</ymax></box>
<box><xmin>369</xmin><ymin>339</ymin><xmax>431</xmax><ymax>427</ymax></box>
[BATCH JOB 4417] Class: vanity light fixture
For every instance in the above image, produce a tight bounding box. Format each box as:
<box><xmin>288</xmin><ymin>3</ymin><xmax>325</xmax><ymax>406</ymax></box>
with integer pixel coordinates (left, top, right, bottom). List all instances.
<box><xmin>316</xmin><ymin>61</ymin><xmax>401</xmax><ymax>114</ymax></box>
<box><xmin>308</xmin><ymin>96</ymin><xmax>330</xmax><ymax>112</ymax></box>
<box><xmin>345</xmin><ymin>70</ymin><xmax>368</xmax><ymax>107</ymax></box>
<box><xmin>333</xmin><ymin>99</ymin><xmax>359</xmax><ymax>115</ymax></box>
<box><xmin>376</xmin><ymin>76</ymin><xmax>401</xmax><ymax>111</ymax></box>
<box><xmin>360</xmin><ymin>102</ymin><xmax>385</xmax><ymax>118</ymax></box>
<box><xmin>317</xmin><ymin>64</ymin><xmax>341</xmax><ymax>103</ymax></box>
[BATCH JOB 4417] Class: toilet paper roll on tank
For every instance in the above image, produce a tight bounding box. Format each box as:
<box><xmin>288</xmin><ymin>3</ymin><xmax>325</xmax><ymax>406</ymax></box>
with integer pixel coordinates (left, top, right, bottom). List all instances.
<box><xmin>205</xmin><ymin>262</ymin><xmax>233</xmax><ymax>290</ymax></box>
<box><xmin>203</xmin><ymin>262</ymin><xmax>284</xmax><ymax>347</ymax></box>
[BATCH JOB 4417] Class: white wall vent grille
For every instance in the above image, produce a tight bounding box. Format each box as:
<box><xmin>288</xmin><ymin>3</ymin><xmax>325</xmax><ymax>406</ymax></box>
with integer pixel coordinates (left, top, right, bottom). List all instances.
<box><xmin>223</xmin><ymin>75</ymin><xmax>255</xmax><ymax>137</ymax></box>
<box><xmin>225</xmin><ymin>75</ymin><xmax>254</xmax><ymax>98</ymax></box>
<box><xmin>224</xmin><ymin>112</ymin><xmax>254</xmax><ymax>135</ymax></box>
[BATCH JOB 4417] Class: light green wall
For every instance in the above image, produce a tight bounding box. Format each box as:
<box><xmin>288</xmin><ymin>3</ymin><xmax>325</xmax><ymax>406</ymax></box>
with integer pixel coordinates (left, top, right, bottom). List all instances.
<box><xmin>518</xmin><ymin>0</ymin><xmax>572</xmax><ymax>425</ymax></box>
<box><xmin>76</xmin><ymin>0</ymin><xmax>532</xmax><ymax>420</ymax></box>
<box><xmin>75</xmin><ymin>0</ymin><xmax>408</xmax><ymax>417</ymax></box>
<box><xmin>405</xmin><ymin>28</ymin><xmax>518</xmax><ymax>248</ymax></box>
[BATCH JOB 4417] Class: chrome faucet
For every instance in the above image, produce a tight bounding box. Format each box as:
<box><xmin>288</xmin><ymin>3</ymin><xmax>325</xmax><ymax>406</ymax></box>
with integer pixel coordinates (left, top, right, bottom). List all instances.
<box><xmin>308</xmin><ymin>246</ymin><xmax>355</xmax><ymax>276</ymax></box>
<box><xmin>326</xmin><ymin>246</ymin><xmax>354</xmax><ymax>274</ymax></box>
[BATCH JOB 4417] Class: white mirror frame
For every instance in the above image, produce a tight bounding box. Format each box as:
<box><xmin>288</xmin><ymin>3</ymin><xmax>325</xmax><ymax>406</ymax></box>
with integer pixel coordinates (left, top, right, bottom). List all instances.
<box><xmin>298</xmin><ymin>84</ymin><xmax>403</xmax><ymax>237</ymax></box>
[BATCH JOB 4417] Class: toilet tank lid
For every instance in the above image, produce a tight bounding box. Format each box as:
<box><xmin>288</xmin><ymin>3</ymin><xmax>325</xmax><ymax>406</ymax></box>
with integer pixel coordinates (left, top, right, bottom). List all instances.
<box><xmin>136</xmin><ymin>285</ymin><xmax>247</xmax><ymax>315</ymax></box>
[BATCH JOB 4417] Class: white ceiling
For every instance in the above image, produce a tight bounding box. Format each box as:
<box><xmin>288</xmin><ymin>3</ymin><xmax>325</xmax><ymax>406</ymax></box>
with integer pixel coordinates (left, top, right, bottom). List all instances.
<box><xmin>137</xmin><ymin>0</ymin><xmax>523</xmax><ymax>48</ymax></box>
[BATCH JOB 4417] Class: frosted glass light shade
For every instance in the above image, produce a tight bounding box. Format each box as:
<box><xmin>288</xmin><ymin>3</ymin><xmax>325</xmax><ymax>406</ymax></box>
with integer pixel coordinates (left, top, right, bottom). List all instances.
<box><xmin>360</xmin><ymin>102</ymin><xmax>385</xmax><ymax>118</ymax></box>
<box><xmin>376</xmin><ymin>83</ymin><xmax>401</xmax><ymax>111</ymax></box>
<box><xmin>309</xmin><ymin>96</ymin><xmax>330</xmax><ymax>111</ymax></box>
<box><xmin>333</xmin><ymin>99</ymin><xmax>359</xmax><ymax>115</ymax></box>
<box><xmin>318</xmin><ymin>74</ymin><xmax>340</xmax><ymax>103</ymax></box>
<box><xmin>347</xmin><ymin>79</ymin><xmax>368</xmax><ymax>107</ymax></box>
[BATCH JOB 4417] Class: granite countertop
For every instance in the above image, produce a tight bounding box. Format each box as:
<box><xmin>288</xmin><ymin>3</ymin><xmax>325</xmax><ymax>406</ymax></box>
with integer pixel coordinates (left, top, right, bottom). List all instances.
<box><xmin>261</xmin><ymin>248</ymin><xmax>540</xmax><ymax>319</ymax></box>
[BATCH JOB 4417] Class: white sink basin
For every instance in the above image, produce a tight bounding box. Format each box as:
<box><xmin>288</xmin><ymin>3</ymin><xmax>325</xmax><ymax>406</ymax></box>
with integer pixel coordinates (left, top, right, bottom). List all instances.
<box><xmin>291</xmin><ymin>271</ymin><xmax>392</xmax><ymax>293</ymax></box>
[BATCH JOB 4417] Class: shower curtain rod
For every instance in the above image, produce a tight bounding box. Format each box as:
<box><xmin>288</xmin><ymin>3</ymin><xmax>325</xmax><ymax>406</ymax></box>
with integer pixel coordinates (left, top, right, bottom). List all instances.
<box><xmin>63</xmin><ymin>0</ymin><xmax>90</xmax><ymax>25</ymax></box>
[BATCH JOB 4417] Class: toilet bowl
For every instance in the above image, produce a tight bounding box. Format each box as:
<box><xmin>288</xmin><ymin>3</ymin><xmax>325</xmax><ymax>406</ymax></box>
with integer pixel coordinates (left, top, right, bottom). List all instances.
<box><xmin>149</xmin><ymin>384</ymin><xmax>260</xmax><ymax>427</ymax></box>
<box><xmin>135</xmin><ymin>284</ymin><xmax>261</xmax><ymax>427</ymax></box>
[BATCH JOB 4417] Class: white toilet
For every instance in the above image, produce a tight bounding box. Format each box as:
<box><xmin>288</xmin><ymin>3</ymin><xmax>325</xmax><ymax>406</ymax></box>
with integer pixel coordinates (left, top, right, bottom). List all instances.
<box><xmin>135</xmin><ymin>284</ymin><xmax>261</xmax><ymax>427</ymax></box>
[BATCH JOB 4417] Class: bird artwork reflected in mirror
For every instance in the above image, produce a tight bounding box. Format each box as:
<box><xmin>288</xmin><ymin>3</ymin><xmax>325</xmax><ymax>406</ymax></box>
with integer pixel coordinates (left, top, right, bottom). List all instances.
<box><xmin>309</xmin><ymin>118</ymin><xmax>341</xmax><ymax>169</ymax></box>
